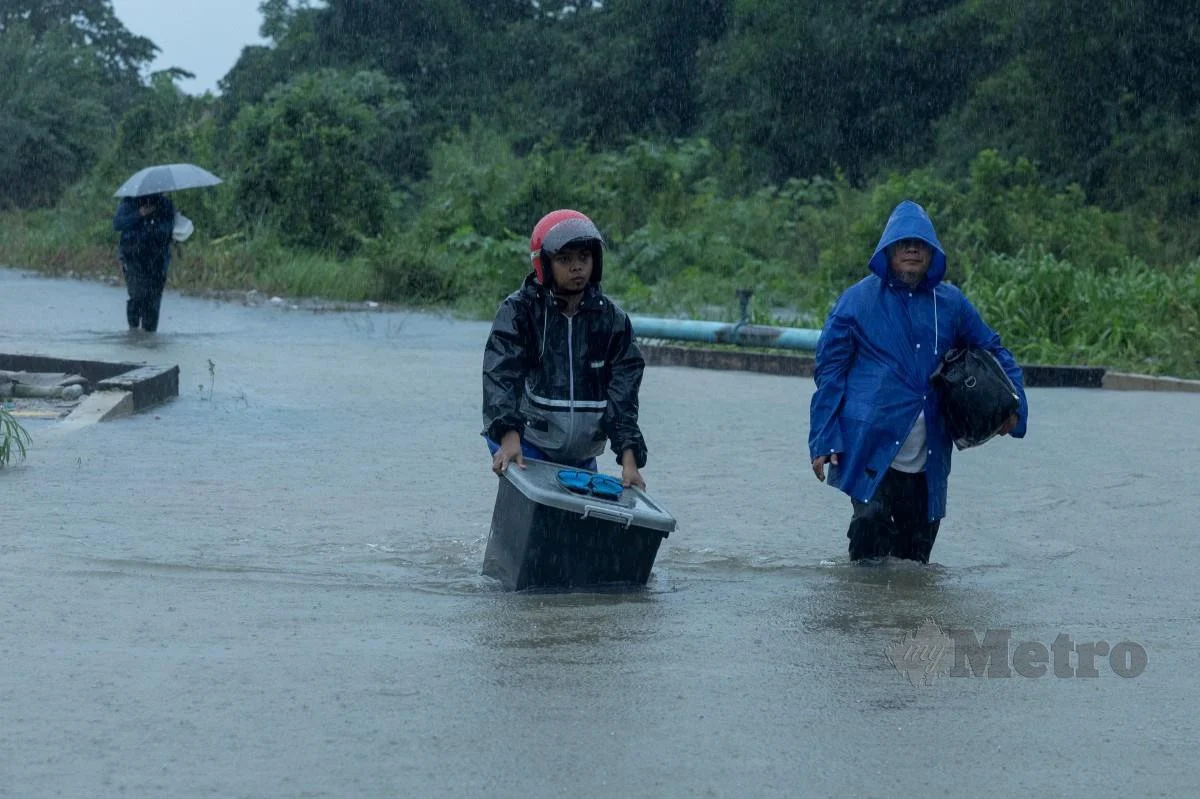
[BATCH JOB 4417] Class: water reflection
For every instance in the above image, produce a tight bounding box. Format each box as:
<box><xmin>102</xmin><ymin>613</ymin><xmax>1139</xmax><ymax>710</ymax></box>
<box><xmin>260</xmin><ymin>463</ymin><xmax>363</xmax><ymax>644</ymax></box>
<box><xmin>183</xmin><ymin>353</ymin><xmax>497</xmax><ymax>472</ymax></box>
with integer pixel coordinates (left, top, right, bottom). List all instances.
<box><xmin>801</xmin><ymin>558</ymin><xmax>999</xmax><ymax>639</ymax></box>
<box><xmin>475</xmin><ymin>588</ymin><xmax>662</xmax><ymax>660</ymax></box>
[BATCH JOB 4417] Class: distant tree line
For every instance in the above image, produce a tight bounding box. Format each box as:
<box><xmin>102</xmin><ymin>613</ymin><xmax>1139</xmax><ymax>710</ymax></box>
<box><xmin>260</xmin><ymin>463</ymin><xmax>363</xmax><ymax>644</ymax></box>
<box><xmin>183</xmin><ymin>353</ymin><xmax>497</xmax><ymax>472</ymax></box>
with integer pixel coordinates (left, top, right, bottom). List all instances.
<box><xmin>2</xmin><ymin>0</ymin><xmax>1198</xmax><ymax>375</ymax></box>
<box><xmin>4</xmin><ymin>1</ymin><xmax>1199</xmax><ymax>222</ymax></box>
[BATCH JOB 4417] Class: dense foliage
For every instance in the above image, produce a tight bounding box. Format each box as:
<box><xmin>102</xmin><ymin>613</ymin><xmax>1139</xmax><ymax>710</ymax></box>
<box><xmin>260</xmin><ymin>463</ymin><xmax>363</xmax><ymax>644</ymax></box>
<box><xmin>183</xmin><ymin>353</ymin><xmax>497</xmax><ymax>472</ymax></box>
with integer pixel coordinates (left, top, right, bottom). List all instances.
<box><xmin>1</xmin><ymin>0</ymin><xmax>1198</xmax><ymax>376</ymax></box>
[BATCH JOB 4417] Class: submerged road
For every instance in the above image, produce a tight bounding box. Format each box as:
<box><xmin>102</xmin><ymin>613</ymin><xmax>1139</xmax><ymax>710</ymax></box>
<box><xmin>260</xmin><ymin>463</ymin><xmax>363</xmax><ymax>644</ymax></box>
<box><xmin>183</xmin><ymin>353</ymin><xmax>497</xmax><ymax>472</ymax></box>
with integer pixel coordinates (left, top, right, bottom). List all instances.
<box><xmin>2</xmin><ymin>269</ymin><xmax>1198</xmax><ymax>797</ymax></box>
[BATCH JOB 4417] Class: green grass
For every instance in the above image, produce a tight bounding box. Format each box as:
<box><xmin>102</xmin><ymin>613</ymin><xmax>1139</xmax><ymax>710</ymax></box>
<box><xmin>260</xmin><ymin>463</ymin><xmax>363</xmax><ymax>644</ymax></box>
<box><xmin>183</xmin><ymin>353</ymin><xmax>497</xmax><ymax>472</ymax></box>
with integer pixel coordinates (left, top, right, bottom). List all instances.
<box><xmin>0</xmin><ymin>408</ymin><xmax>32</xmax><ymax>468</ymax></box>
<box><xmin>4</xmin><ymin>197</ymin><xmax>1199</xmax><ymax>379</ymax></box>
<box><xmin>0</xmin><ymin>208</ymin><xmax>382</xmax><ymax>303</ymax></box>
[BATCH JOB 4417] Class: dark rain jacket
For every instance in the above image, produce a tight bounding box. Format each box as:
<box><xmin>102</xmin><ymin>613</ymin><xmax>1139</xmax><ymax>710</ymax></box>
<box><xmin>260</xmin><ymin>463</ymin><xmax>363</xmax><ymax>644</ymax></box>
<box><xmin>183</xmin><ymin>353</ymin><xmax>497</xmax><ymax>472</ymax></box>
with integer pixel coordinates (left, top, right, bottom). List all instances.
<box><xmin>808</xmin><ymin>200</ymin><xmax>1028</xmax><ymax>520</ymax></box>
<box><xmin>113</xmin><ymin>195</ymin><xmax>175</xmax><ymax>277</ymax></box>
<box><xmin>482</xmin><ymin>273</ymin><xmax>648</xmax><ymax>467</ymax></box>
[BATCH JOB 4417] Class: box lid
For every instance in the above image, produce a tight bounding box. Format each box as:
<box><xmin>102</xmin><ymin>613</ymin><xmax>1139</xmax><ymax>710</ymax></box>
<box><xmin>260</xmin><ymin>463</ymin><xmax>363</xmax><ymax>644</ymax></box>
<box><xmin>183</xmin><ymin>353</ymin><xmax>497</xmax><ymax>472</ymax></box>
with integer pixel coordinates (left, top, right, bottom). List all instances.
<box><xmin>500</xmin><ymin>458</ymin><xmax>676</xmax><ymax>534</ymax></box>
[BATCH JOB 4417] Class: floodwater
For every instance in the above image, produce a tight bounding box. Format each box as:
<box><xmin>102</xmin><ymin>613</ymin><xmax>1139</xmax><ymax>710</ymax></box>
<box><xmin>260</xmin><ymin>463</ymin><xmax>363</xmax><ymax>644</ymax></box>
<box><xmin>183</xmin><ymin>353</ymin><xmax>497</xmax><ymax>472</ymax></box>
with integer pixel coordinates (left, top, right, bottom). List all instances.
<box><xmin>1</xmin><ymin>269</ymin><xmax>1197</xmax><ymax>797</ymax></box>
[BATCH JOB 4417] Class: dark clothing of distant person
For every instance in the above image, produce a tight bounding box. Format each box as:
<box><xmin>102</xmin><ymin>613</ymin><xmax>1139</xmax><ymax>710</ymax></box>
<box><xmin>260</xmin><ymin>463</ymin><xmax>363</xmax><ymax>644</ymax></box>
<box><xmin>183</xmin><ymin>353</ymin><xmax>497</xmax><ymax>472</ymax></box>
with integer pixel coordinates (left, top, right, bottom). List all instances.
<box><xmin>113</xmin><ymin>194</ymin><xmax>174</xmax><ymax>332</ymax></box>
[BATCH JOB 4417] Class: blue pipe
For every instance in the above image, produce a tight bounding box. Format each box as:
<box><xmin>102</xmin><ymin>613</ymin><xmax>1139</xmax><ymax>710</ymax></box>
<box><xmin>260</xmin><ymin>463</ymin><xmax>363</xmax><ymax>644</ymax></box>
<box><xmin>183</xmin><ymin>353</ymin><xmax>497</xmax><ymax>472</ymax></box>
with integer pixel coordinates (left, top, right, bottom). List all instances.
<box><xmin>630</xmin><ymin>316</ymin><xmax>822</xmax><ymax>351</ymax></box>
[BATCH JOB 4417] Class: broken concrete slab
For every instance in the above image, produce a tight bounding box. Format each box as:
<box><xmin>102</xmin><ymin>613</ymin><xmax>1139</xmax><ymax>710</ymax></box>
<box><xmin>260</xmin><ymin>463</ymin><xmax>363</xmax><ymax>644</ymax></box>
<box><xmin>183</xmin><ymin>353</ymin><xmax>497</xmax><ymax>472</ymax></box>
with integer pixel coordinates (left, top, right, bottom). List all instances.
<box><xmin>0</xmin><ymin>352</ymin><xmax>178</xmax><ymax>429</ymax></box>
<box><xmin>95</xmin><ymin>365</ymin><xmax>179</xmax><ymax>411</ymax></box>
<box><xmin>58</xmin><ymin>390</ymin><xmax>135</xmax><ymax>429</ymax></box>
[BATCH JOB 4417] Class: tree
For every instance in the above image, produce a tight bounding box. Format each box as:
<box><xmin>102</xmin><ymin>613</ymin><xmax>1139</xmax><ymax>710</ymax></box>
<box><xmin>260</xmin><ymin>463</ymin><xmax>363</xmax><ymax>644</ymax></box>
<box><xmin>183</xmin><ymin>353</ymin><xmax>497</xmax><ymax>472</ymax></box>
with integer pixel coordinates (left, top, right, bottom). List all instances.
<box><xmin>496</xmin><ymin>0</ymin><xmax>727</xmax><ymax>147</ymax></box>
<box><xmin>0</xmin><ymin>0</ymin><xmax>159</xmax><ymax>207</ymax></box>
<box><xmin>226</xmin><ymin>1</ymin><xmax>530</xmax><ymax>135</ymax></box>
<box><xmin>0</xmin><ymin>25</ymin><xmax>113</xmax><ymax>207</ymax></box>
<box><xmin>310</xmin><ymin>0</ymin><xmax>486</xmax><ymax>122</ymax></box>
<box><xmin>698</xmin><ymin>0</ymin><xmax>998</xmax><ymax>184</ymax></box>
<box><xmin>936</xmin><ymin>0</ymin><xmax>1200</xmax><ymax>208</ymax></box>
<box><xmin>229</xmin><ymin>69</ymin><xmax>411</xmax><ymax>252</ymax></box>
<box><xmin>0</xmin><ymin>0</ymin><xmax>156</xmax><ymax>88</ymax></box>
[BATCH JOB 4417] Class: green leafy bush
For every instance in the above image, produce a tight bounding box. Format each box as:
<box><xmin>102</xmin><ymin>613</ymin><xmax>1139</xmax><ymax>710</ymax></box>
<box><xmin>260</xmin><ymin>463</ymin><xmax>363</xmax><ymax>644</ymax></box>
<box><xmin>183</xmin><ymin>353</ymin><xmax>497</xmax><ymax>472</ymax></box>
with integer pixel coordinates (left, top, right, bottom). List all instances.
<box><xmin>229</xmin><ymin>69</ymin><xmax>408</xmax><ymax>253</ymax></box>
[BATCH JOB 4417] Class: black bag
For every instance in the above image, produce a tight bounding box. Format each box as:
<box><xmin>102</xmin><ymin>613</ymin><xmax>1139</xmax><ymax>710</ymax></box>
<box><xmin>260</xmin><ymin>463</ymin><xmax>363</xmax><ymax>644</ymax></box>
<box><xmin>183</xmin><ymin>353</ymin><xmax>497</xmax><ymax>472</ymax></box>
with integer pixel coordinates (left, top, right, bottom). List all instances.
<box><xmin>930</xmin><ymin>348</ymin><xmax>1020</xmax><ymax>450</ymax></box>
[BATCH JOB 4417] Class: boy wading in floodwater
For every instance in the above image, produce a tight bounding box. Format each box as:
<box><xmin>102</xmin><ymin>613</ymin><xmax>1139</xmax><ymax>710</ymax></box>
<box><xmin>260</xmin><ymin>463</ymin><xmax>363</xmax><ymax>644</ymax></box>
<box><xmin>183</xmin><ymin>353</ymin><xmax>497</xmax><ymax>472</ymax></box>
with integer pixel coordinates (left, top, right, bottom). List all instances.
<box><xmin>482</xmin><ymin>209</ymin><xmax>648</xmax><ymax>489</ymax></box>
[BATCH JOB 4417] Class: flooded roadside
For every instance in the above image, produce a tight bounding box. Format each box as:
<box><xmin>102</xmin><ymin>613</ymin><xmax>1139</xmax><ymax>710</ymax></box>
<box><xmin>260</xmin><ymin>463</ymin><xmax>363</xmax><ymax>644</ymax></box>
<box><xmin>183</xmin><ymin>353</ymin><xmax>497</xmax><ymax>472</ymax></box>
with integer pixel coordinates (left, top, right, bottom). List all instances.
<box><xmin>2</xmin><ymin>269</ymin><xmax>1197</xmax><ymax>797</ymax></box>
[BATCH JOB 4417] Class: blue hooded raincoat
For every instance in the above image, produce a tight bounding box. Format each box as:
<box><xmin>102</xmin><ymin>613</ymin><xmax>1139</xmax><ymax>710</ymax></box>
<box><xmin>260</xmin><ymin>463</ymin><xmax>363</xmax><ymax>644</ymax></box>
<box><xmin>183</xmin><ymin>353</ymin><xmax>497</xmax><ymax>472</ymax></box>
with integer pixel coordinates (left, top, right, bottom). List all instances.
<box><xmin>808</xmin><ymin>200</ymin><xmax>1028</xmax><ymax>520</ymax></box>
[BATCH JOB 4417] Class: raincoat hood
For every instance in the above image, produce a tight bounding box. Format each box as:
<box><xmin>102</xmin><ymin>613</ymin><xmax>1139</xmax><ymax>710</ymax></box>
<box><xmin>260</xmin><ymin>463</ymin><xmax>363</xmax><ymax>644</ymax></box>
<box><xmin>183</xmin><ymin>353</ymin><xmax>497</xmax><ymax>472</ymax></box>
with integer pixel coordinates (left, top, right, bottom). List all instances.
<box><xmin>867</xmin><ymin>200</ymin><xmax>947</xmax><ymax>290</ymax></box>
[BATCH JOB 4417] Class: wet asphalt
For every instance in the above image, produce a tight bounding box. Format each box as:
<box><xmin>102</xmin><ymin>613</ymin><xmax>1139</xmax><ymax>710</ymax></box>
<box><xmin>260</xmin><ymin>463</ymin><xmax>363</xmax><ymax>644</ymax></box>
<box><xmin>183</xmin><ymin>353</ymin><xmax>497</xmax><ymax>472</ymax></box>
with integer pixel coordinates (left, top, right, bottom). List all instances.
<box><xmin>1</xmin><ymin>269</ymin><xmax>1197</xmax><ymax>797</ymax></box>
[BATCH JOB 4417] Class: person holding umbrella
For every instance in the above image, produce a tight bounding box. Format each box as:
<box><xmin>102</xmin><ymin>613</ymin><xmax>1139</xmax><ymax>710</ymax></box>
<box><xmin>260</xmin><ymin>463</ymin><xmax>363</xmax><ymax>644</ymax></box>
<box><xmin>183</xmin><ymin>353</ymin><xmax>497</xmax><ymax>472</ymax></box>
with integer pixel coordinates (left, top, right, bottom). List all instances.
<box><xmin>111</xmin><ymin>163</ymin><xmax>221</xmax><ymax>332</ymax></box>
<box><xmin>112</xmin><ymin>192</ymin><xmax>176</xmax><ymax>332</ymax></box>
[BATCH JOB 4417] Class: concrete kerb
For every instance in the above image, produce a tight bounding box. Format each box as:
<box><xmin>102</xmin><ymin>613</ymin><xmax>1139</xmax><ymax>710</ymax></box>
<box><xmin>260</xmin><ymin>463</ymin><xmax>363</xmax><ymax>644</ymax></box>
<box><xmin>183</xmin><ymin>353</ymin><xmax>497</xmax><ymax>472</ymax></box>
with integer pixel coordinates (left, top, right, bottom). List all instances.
<box><xmin>1101</xmin><ymin>371</ymin><xmax>1200</xmax><ymax>392</ymax></box>
<box><xmin>0</xmin><ymin>352</ymin><xmax>179</xmax><ymax>430</ymax></box>
<box><xmin>638</xmin><ymin>342</ymin><xmax>1200</xmax><ymax>392</ymax></box>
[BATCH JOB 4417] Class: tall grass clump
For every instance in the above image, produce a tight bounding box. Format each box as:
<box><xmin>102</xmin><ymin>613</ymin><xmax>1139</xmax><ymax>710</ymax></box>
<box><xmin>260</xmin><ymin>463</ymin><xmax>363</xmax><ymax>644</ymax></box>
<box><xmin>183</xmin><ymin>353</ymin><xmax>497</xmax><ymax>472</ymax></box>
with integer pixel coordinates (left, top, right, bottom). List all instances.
<box><xmin>961</xmin><ymin>252</ymin><xmax>1200</xmax><ymax>377</ymax></box>
<box><xmin>0</xmin><ymin>409</ymin><xmax>31</xmax><ymax>467</ymax></box>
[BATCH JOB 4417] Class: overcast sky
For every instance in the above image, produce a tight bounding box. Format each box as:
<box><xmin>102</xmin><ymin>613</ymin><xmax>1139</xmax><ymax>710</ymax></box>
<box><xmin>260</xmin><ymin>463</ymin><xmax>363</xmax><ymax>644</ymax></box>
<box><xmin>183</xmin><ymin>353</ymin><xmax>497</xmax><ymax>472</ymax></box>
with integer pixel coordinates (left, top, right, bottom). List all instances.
<box><xmin>109</xmin><ymin>0</ymin><xmax>269</xmax><ymax>95</ymax></box>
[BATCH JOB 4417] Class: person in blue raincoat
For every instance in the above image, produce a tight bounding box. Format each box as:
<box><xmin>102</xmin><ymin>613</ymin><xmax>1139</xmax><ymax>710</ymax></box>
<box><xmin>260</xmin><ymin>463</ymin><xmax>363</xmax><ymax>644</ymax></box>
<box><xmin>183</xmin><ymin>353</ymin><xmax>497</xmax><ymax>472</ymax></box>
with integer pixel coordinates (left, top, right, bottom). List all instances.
<box><xmin>113</xmin><ymin>192</ymin><xmax>175</xmax><ymax>332</ymax></box>
<box><xmin>808</xmin><ymin>200</ymin><xmax>1028</xmax><ymax>563</ymax></box>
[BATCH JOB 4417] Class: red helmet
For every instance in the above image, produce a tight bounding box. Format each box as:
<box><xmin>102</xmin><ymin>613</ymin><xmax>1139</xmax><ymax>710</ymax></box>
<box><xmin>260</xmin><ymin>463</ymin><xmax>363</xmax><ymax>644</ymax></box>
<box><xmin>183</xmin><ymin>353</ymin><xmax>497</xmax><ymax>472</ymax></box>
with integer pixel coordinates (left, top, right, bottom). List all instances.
<box><xmin>529</xmin><ymin>209</ymin><xmax>605</xmax><ymax>285</ymax></box>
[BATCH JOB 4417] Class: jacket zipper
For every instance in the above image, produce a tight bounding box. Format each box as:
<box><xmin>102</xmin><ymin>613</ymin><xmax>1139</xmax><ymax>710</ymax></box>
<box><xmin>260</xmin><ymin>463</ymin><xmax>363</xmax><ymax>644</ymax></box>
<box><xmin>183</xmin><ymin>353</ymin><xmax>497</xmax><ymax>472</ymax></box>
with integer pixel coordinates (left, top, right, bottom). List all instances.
<box><xmin>566</xmin><ymin>315</ymin><xmax>576</xmax><ymax>447</ymax></box>
<box><xmin>567</xmin><ymin>316</ymin><xmax>575</xmax><ymax>408</ymax></box>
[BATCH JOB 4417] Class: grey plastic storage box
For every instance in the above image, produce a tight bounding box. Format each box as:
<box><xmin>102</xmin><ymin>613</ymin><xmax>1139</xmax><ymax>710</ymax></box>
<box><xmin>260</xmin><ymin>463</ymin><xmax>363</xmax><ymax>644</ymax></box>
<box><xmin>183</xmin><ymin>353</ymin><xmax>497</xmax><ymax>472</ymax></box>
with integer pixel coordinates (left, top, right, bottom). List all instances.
<box><xmin>482</xmin><ymin>458</ymin><xmax>676</xmax><ymax>591</ymax></box>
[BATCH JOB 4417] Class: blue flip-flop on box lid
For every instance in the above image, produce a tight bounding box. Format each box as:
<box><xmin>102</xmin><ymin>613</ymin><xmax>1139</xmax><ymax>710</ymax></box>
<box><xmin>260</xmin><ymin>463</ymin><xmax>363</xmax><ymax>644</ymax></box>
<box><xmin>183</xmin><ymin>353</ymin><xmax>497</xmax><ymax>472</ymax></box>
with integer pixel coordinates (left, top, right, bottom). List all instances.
<box><xmin>556</xmin><ymin>469</ymin><xmax>624</xmax><ymax>500</ymax></box>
